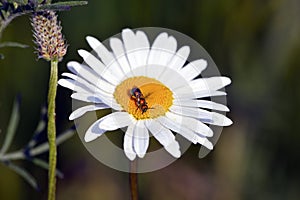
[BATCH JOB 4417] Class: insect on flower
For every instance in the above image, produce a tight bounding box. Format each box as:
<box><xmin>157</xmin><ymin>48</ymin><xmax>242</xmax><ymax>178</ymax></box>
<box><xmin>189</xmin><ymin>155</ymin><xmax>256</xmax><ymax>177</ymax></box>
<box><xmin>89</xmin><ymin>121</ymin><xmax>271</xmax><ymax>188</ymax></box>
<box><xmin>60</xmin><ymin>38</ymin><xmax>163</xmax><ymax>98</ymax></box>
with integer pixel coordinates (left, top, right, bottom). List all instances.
<box><xmin>130</xmin><ymin>87</ymin><xmax>150</xmax><ymax>114</ymax></box>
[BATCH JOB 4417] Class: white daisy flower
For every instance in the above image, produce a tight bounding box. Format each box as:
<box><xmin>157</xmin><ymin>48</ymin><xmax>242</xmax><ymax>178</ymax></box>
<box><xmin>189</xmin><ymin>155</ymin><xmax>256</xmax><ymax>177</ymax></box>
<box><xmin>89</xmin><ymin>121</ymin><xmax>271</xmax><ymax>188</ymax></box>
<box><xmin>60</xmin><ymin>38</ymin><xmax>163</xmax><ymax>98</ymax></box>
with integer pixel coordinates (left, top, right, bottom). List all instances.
<box><xmin>58</xmin><ymin>28</ymin><xmax>232</xmax><ymax>161</ymax></box>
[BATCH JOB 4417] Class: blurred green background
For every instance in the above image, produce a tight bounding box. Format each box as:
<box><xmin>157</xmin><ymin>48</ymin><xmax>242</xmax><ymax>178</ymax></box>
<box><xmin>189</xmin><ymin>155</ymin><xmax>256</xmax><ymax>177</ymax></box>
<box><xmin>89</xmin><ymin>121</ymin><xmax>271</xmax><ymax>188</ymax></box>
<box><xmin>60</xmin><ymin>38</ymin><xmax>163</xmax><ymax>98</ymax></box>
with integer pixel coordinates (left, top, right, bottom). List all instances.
<box><xmin>1</xmin><ymin>0</ymin><xmax>300</xmax><ymax>199</ymax></box>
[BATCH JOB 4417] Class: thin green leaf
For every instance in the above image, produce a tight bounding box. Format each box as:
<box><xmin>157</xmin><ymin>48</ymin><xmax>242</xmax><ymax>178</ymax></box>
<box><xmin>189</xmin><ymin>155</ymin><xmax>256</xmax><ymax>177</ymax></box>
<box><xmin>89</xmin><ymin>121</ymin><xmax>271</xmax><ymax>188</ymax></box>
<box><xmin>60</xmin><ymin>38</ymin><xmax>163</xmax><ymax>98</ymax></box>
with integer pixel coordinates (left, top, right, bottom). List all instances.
<box><xmin>6</xmin><ymin>0</ymin><xmax>27</xmax><ymax>5</ymax></box>
<box><xmin>0</xmin><ymin>41</ymin><xmax>29</xmax><ymax>48</ymax></box>
<box><xmin>28</xmin><ymin>107</ymin><xmax>47</xmax><ymax>148</ymax></box>
<box><xmin>5</xmin><ymin>162</ymin><xmax>38</xmax><ymax>190</ymax></box>
<box><xmin>56</xmin><ymin>128</ymin><xmax>75</xmax><ymax>145</ymax></box>
<box><xmin>37</xmin><ymin>1</ymin><xmax>88</xmax><ymax>11</ymax></box>
<box><xmin>30</xmin><ymin>128</ymin><xmax>75</xmax><ymax>157</ymax></box>
<box><xmin>31</xmin><ymin>158</ymin><xmax>64</xmax><ymax>178</ymax></box>
<box><xmin>0</xmin><ymin>97</ymin><xmax>20</xmax><ymax>154</ymax></box>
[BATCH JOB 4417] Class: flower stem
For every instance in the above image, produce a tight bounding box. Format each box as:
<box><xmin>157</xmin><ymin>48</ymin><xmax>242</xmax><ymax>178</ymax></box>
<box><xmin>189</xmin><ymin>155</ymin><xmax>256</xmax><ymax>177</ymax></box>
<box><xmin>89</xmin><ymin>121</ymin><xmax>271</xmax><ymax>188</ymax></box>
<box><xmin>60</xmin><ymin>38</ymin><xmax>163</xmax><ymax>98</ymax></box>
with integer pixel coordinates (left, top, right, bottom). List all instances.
<box><xmin>47</xmin><ymin>59</ymin><xmax>58</xmax><ymax>200</ymax></box>
<box><xmin>130</xmin><ymin>160</ymin><xmax>138</xmax><ymax>200</ymax></box>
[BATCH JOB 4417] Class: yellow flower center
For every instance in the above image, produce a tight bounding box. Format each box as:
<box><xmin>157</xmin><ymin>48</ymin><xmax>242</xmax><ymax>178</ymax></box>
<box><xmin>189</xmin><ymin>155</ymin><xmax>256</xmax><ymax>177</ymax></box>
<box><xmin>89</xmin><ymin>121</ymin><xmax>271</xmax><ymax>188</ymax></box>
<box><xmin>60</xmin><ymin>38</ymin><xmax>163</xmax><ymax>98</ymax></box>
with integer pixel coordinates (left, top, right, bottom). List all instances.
<box><xmin>114</xmin><ymin>76</ymin><xmax>173</xmax><ymax>120</ymax></box>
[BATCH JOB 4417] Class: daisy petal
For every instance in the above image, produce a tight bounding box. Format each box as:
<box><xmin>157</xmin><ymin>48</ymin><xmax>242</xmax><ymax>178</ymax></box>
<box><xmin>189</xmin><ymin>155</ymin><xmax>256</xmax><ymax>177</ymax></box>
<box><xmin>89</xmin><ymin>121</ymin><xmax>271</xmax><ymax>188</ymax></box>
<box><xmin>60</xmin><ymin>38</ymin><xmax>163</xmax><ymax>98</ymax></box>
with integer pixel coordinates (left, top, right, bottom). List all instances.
<box><xmin>145</xmin><ymin>119</ymin><xmax>175</xmax><ymax>146</ymax></box>
<box><xmin>133</xmin><ymin>120</ymin><xmax>149</xmax><ymax>158</ymax></box>
<box><xmin>71</xmin><ymin>93</ymin><xmax>103</xmax><ymax>103</ymax></box>
<box><xmin>60</xmin><ymin>74</ymin><xmax>122</xmax><ymax>110</ymax></box>
<box><xmin>124</xmin><ymin>124</ymin><xmax>137</xmax><ymax>160</ymax></box>
<box><xmin>134</xmin><ymin>30</ymin><xmax>150</xmax><ymax>67</ymax></box>
<box><xmin>174</xmin><ymin>77</ymin><xmax>231</xmax><ymax>94</ymax></box>
<box><xmin>69</xmin><ymin>104</ymin><xmax>110</xmax><ymax>120</ymax></box>
<box><xmin>86</xmin><ymin>36</ymin><xmax>126</xmax><ymax>80</ymax></box>
<box><xmin>110</xmin><ymin>37</ymin><xmax>132</xmax><ymax>75</ymax></box>
<box><xmin>156</xmin><ymin>66</ymin><xmax>191</xmax><ymax>92</ymax></box>
<box><xmin>148</xmin><ymin>33</ymin><xmax>177</xmax><ymax>66</ymax></box>
<box><xmin>179</xmin><ymin>59</ymin><xmax>207</xmax><ymax>81</ymax></box>
<box><xmin>197</xmin><ymin>137</ymin><xmax>213</xmax><ymax>150</ymax></box>
<box><xmin>174</xmin><ymin>90</ymin><xmax>227</xmax><ymax>100</ymax></box>
<box><xmin>58</xmin><ymin>79</ymin><xmax>91</xmax><ymax>93</ymax></box>
<box><xmin>168</xmin><ymin>46</ymin><xmax>190</xmax><ymax>70</ymax></box>
<box><xmin>158</xmin><ymin>115</ymin><xmax>214</xmax><ymax>149</ymax></box>
<box><xmin>86</xmin><ymin>36</ymin><xmax>114</xmax><ymax>66</ymax></box>
<box><xmin>61</xmin><ymin>73</ymin><xmax>115</xmax><ymax>100</ymax></box>
<box><xmin>98</xmin><ymin>112</ymin><xmax>134</xmax><ymax>131</ymax></box>
<box><xmin>145</xmin><ymin>120</ymin><xmax>181</xmax><ymax>158</ymax></box>
<box><xmin>122</xmin><ymin>29</ymin><xmax>147</xmax><ymax>71</ymax></box>
<box><xmin>84</xmin><ymin>119</ymin><xmax>106</xmax><ymax>142</ymax></box>
<box><xmin>67</xmin><ymin>61</ymin><xmax>116</xmax><ymax>91</ymax></box>
<box><xmin>164</xmin><ymin>141</ymin><xmax>181</xmax><ymax>158</ymax></box>
<box><xmin>173</xmin><ymin>99</ymin><xmax>229</xmax><ymax>112</ymax></box>
<box><xmin>77</xmin><ymin>49</ymin><xmax>120</xmax><ymax>85</ymax></box>
<box><xmin>157</xmin><ymin>116</ymin><xmax>198</xmax><ymax>144</ymax></box>
<box><xmin>166</xmin><ymin>112</ymin><xmax>213</xmax><ymax>137</ymax></box>
<box><xmin>170</xmin><ymin>105</ymin><xmax>233</xmax><ymax>126</ymax></box>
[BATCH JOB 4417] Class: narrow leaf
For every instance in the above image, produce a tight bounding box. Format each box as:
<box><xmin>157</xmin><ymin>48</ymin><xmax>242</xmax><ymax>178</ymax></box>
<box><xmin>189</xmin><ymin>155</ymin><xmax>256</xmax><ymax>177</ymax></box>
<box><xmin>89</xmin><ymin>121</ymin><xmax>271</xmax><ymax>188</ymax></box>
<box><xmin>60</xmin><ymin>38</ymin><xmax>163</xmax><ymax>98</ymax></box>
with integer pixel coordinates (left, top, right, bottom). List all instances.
<box><xmin>5</xmin><ymin>161</ymin><xmax>38</xmax><ymax>190</ymax></box>
<box><xmin>0</xmin><ymin>97</ymin><xmax>21</xmax><ymax>154</ymax></box>
<box><xmin>6</xmin><ymin>0</ymin><xmax>27</xmax><ymax>5</ymax></box>
<box><xmin>37</xmin><ymin>1</ymin><xmax>88</xmax><ymax>11</ymax></box>
<box><xmin>0</xmin><ymin>41</ymin><xmax>29</xmax><ymax>48</ymax></box>
<box><xmin>29</xmin><ymin>127</ymin><xmax>75</xmax><ymax>157</ymax></box>
<box><xmin>31</xmin><ymin>158</ymin><xmax>64</xmax><ymax>178</ymax></box>
<box><xmin>28</xmin><ymin>106</ymin><xmax>47</xmax><ymax>148</ymax></box>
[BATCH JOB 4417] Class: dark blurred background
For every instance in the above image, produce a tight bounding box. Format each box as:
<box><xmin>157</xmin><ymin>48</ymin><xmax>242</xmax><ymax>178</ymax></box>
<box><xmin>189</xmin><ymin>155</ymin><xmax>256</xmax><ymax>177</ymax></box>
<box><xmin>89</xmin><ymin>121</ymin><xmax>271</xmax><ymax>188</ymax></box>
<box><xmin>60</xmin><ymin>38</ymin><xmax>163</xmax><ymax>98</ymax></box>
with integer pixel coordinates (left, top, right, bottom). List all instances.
<box><xmin>1</xmin><ymin>0</ymin><xmax>300</xmax><ymax>199</ymax></box>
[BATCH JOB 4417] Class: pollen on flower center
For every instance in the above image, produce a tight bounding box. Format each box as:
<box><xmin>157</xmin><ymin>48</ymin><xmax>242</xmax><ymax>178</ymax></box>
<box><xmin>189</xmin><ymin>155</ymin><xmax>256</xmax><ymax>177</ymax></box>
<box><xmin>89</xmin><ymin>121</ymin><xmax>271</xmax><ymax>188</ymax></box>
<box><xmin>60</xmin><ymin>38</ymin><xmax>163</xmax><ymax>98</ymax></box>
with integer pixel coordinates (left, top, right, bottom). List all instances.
<box><xmin>113</xmin><ymin>76</ymin><xmax>173</xmax><ymax>120</ymax></box>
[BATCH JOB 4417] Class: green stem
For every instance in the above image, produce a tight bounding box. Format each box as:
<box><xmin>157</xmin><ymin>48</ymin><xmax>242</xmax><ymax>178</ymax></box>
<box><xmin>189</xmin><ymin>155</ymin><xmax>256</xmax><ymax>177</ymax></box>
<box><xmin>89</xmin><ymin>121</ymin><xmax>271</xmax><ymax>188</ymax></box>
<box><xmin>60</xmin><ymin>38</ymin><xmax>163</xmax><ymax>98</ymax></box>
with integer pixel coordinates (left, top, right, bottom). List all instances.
<box><xmin>130</xmin><ymin>160</ymin><xmax>138</xmax><ymax>200</ymax></box>
<box><xmin>47</xmin><ymin>59</ymin><xmax>58</xmax><ymax>200</ymax></box>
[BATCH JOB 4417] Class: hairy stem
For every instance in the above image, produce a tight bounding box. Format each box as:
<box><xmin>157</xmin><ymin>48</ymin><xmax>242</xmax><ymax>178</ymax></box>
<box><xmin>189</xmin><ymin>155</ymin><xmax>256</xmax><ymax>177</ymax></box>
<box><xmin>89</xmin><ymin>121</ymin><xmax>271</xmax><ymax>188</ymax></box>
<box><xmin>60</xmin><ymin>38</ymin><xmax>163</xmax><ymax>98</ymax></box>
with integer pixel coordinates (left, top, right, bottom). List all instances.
<box><xmin>47</xmin><ymin>59</ymin><xmax>58</xmax><ymax>200</ymax></box>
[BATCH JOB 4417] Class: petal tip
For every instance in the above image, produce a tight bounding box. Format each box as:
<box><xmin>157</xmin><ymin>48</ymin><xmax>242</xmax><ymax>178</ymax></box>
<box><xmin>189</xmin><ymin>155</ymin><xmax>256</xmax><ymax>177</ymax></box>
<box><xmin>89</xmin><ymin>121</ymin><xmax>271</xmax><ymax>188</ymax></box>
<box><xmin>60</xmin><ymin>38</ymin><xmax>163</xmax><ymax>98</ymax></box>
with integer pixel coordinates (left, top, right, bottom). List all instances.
<box><xmin>84</xmin><ymin>132</ymin><xmax>99</xmax><ymax>142</ymax></box>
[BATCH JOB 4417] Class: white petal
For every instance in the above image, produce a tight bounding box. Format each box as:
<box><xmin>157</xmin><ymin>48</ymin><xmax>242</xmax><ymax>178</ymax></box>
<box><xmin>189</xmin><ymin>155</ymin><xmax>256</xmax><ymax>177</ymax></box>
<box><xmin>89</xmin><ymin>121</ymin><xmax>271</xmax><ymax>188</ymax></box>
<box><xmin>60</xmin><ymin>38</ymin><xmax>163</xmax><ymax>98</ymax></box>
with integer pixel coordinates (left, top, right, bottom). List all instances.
<box><xmin>110</xmin><ymin>37</ymin><xmax>132</xmax><ymax>75</ymax></box>
<box><xmin>170</xmin><ymin>105</ymin><xmax>233</xmax><ymax>126</ymax></box>
<box><xmin>61</xmin><ymin>73</ymin><xmax>115</xmax><ymax>103</ymax></box>
<box><xmin>144</xmin><ymin>63</ymin><xmax>166</xmax><ymax>80</ymax></box>
<box><xmin>123</xmin><ymin>124</ymin><xmax>137</xmax><ymax>160</ymax></box>
<box><xmin>147</xmin><ymin>33</ymin><xmax>177</xmax><ymax>66</ymax></box>
<box><xmin>98</xmin><ymin>112</ymin><xmax>134</xmax><ymax>131</ymax></box>
<box><xmin>174</xmin><ymin>76</ymin><xmax>231</xmax><ymax>93</ymax></box>
<box><xmin>86</xmin><ymin>36</ymin><xmax>114</xmax><ymax>66</ymax></box>
<box><xmin>157</xmin><ymin>116</ymin><xmax>213</xmax><ymax>149</ymax></box>
<box><xmin>145</xmin><ymin>119</ymin><xmax>175</xmax><ymax>146</ymax></box>
<box><xmin>84</xmin><ymin>119</ymin><xmax>106</xmax><ymax>142</ymax></box>
<box><xmin>86</xmin><ymin>36</ymin><xmax>126</xmax><ymax>80</ymax></box>
<box><xmin>173</xmin><ymin>99</ymin><xmax>229</xmax><ymax>112</ymax></box>
<box><xmin>197</xmin><ymin>137</ymin><xmax>213</xmax><ymax>150</ymax></box>
<box><xmin>155</xmin><ymin>66</ymin><xmax>191</xmax><ymax>92</ymax></box>
<box><xmin>164</xmin><ymin>141</ymin><xmax>181</xmax><ymax>158</ymax></box>
<box><xmin>77</xmin><ymin>49</ymin><xmax>120</xmax><ymax>85</ymax></box>
<box><xmin>69</xmin><ymin>104</ymin><xmax>110</xmax><ymax>120</ymax></box>
<box><xmin>157</xmin><ymin>116</ymin><xmax>198</xmax><ymax>144</ymax></box>
<box><xmin>166</xmin><ymin>111</ymin><xmax>213</xmax><ymax>137</ymax></box>
<box><xmin>61</xmin><ymin>72</ymin><xmax>102</xmax><ymax>93</ymax></box>
<box><xmin>168</xmin><ymin>46</ymin><xmax>190</xmax><ymax>70</ymax></box>
<box><xmin>133</xmin><ymin>120</ymin><xmax>149</xmax><ymax>158</ymax></box>
<box><xmin>58</xmin><ymin>79</ymin><xmax>91</xmax><ymax>93</ymax></box>
<box><xmin>71</xmin><ymin>93</ymin><xmax>103</xmax><ymax>103</ymax></box>
<box><xmin>60</xmin><ymin>75</ymin><xmax>122</xmax><ymax>111</ymax></box>
<box><xmin>77</xmin><ymin>49</ymin><xmax>105</xmax><ymax>76</ymax></box>
<box><xmin>122</xmin><ymin>29</ymin><xmax>149</xmax><ymax>72</ymax></box>
<box><xmin>179</xmin><ymin>59</ymin><xmax>207</xmax><ymax>81</ymax></box>
<box><xmin>67</xmin><ymin>61</ymin><xmax>116</xmax><ymax>91</ymax></box>
<box><xmin>174</xmin><ymin>89</ymin><xmax>227</xmax><ymax>100</ymax></box>
<box><xmin>67</xmin><ymin>61</ymin><xmax>99</xmax><ymax>86</ymax></box>
<box><xmin>134</xmin><ymin>31</ymin><xmax>150</xmax><ymax>67</ymax></box>
<box><xmin>145</xmin><ymin>120</ymin><xmax>181</xmax><ymax>158</ymax></box>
